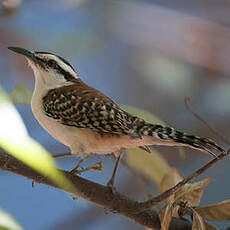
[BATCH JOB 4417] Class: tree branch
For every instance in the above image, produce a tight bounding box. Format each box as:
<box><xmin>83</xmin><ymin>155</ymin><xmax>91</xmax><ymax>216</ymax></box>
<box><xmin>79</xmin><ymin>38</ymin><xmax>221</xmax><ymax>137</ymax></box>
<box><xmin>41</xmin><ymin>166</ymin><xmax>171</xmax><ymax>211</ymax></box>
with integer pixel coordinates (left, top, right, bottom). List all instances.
<box><xmin>137</xmin><ymin>149</ymin><xmax>229</xmax><ymax>212</ymax></box>
<box><xmin>1</xmin><ymin>148</ymin><xmax>229</xmax><ymax>229</ymax></box>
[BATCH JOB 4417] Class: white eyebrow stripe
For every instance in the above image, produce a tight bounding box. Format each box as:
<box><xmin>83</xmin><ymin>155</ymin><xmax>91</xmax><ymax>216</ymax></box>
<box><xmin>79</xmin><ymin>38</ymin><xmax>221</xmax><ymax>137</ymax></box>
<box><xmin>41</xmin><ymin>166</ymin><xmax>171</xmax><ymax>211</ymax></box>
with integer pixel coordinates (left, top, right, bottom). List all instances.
<box><xmin>35</xmin><ymin>53</ymin><xmax>78</xmax><ymax>79</ymax></box>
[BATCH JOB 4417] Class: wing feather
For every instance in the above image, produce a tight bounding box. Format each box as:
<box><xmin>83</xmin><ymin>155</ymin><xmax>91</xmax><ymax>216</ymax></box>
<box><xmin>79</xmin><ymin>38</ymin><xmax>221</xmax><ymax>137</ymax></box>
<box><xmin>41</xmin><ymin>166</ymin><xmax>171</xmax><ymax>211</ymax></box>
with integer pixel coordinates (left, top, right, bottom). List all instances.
<box><xmin>42</xmin><ymin>79</ymin><xmax>140</xmax><ymax>138</ymax></box>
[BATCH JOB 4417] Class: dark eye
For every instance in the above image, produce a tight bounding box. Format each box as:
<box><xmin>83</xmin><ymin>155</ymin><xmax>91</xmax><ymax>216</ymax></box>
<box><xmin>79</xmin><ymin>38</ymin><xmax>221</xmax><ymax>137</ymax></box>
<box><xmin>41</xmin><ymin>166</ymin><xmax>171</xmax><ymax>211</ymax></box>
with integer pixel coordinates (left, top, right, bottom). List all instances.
<box><xmin>48</xmin><ymin>60</ymin><xmax>57</xmax><ymax>68</ymax></box>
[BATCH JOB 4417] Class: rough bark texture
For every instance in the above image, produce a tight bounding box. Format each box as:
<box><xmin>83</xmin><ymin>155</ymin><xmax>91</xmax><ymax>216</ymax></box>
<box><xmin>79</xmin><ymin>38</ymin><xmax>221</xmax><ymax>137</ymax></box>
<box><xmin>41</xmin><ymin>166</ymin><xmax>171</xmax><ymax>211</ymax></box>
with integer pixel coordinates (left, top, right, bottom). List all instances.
<box><xmin>2</xmin><ymin>147</ymin><xmax>228</xmax><ymax>229</ymax></box>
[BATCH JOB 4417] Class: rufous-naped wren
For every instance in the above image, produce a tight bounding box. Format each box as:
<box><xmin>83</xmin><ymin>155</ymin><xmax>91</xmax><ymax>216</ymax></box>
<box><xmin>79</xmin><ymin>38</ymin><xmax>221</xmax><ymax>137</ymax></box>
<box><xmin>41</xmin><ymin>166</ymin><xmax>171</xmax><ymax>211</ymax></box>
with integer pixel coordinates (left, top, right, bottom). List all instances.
<box><xmin>8</xmin><ymin>47</ymin><xmax>225</xmax><ymax>165</ymax></box>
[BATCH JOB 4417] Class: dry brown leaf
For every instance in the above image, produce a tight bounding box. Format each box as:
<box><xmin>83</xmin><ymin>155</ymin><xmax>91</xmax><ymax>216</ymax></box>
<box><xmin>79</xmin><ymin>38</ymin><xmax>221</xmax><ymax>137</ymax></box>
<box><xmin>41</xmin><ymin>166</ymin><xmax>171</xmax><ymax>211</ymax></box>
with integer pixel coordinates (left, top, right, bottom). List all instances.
<box><xmin>159</xmin><ymin>203</ymin><xmax>180</xmax><ymax>220</ymax></box>
<box><xmin>126</xmin><ymin>147</ymin><xmax>171</xmax><ymax>185</ymax></box>
<box><xmin>175</xmin><ymin>177</ymin><xmax>213</xmax><ymax>206</ymax></box>
<box><xmin>192</xmin><ymin>211</ymin><xmax>206</xmax><ymax>230</ymax></box>
<box><xmin>195</xmin><ymin>200</ymin><xmax>230</xmax><ymax>221</ymax></box>
<box><xmin>159</xmin><ymin>168</ymin><xmax>184</xmax><ymax>203</ymax></box>
<box><xmin>158</xmin><ymin>206</ymin><xmax>166</xmax><ymax>222</ymax></box>
<box><xmin>160</xmin><ymin>201</ymin><xmax>174</xmax><ymax>230</ymax></box>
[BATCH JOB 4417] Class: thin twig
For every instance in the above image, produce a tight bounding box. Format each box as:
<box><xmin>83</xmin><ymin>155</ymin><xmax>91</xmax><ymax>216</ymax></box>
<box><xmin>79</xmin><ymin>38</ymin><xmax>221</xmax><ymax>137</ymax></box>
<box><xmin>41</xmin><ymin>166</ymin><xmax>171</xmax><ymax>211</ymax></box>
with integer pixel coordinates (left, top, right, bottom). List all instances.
<box><xmin>184</xmin><ymin>97</ymin><xmax>230</xmax><ymax>145</ymax></box>
<box><xmin>136</xmin><ymin>148</ymin><xmax>229</xmax><ymax>212</ymax></box>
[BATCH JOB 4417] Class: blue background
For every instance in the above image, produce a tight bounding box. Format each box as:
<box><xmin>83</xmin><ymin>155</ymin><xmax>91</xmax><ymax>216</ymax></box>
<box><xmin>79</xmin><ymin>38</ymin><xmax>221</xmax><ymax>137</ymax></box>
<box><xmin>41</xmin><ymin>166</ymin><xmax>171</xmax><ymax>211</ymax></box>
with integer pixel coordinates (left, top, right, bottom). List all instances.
<box><xmin>1</xmin><ymin>0</ymin><xmax>230</xmax><ymax>229</ymax></box>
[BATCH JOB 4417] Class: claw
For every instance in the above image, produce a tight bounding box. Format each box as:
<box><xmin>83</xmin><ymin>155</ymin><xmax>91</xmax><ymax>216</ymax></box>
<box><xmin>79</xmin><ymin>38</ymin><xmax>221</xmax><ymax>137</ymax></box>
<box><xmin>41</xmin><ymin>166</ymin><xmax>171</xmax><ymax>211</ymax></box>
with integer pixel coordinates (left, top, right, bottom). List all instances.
<box><xmin>139</xmin><ymin>145</ymin><xmax>152</xmax><ymax>153</ymax></box>
<box><xmin>70</xmin><ymin>156</ymin><xmax>104</xmax><ymax>175</ymax></box>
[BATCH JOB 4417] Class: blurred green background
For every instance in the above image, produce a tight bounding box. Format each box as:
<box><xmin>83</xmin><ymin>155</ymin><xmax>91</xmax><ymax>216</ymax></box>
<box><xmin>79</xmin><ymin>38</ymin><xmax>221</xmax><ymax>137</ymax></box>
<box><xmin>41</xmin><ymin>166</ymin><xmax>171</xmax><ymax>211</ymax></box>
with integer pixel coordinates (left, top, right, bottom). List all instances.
<box><xmin>1</xmin><ymin>0</ymin><xmax>230</xmax><ymax>229</ymax></box>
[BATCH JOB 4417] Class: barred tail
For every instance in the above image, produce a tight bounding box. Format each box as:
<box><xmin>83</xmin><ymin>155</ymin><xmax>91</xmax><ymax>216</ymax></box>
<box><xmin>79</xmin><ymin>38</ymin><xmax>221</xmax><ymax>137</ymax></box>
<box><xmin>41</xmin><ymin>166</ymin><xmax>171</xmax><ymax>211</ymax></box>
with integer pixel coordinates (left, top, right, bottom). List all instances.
<box><xmin>136</xmin><ymin>122</ymin><xmax>225</xmax><ymax>157</ymax></box>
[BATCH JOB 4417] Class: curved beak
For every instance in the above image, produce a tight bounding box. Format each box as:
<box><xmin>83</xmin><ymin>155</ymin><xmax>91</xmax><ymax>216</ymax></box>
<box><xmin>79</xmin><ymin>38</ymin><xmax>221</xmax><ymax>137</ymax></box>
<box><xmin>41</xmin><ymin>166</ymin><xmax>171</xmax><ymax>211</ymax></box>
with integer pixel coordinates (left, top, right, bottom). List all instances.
<box><xmin>8</xmin><ymin>46</ymin><xmax>38</xmax><ymax>63</ymax></box>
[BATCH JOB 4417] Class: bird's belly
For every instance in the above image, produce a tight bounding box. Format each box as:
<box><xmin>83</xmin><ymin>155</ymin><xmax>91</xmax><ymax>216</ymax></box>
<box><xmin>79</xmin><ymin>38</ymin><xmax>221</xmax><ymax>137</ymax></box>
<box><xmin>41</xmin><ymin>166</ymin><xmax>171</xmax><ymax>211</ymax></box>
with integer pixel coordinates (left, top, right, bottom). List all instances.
<box><xmin>31</xmin><ymin>108</ymin><xmax>76</xmax><ymax>148</ymax></box>
<box><xmin>75</xmin><ymin>131</ymin><xmax>153</xmax><ymax>154</ymax></box>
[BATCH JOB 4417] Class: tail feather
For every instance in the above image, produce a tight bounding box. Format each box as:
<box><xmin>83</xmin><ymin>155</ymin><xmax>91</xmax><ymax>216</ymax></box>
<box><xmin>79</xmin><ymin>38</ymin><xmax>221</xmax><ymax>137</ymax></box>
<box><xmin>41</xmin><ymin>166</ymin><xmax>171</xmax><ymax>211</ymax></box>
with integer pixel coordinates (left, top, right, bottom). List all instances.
<box><xmin>134</xmin><ymin>120</ymin><xmax>225</xmax><ymax>156</ymax></box>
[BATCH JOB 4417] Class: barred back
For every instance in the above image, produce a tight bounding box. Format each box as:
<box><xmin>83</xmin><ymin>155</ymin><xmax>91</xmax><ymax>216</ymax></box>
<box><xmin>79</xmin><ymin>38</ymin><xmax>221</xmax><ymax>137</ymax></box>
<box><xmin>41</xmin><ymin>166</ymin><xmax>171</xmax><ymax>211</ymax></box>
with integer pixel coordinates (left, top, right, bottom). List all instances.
<box><xmin>133</xmin><ymin>117</ymin><xmax>225</xmax><ymax>156</ymax></box>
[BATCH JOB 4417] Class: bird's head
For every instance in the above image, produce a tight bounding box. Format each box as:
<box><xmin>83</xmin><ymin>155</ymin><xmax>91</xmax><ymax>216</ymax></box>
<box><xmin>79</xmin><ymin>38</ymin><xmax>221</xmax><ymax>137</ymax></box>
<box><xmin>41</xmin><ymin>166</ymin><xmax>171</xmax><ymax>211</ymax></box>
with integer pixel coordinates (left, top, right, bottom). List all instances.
<box><xmin>8</xmin><ymin>46</ymin><xmax>78</xmax><ymax>88</ymax></box>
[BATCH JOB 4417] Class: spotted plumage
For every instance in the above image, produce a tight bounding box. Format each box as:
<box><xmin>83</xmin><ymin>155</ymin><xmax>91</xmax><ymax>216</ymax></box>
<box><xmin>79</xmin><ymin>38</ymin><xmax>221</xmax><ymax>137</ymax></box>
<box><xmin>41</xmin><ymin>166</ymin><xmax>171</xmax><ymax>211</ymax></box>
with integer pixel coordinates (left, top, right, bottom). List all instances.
<box><xmin>42</xmin><ymin>79</ymin><xmax>225</xmax><ymax>156</ymax></box>
<box><xmin>8</xmin><ymin>46</ymin><xmax>225</xmax><ymax>158</ymax></box>
<box><xmin>42</xmin><ymin>78</ymin><xmax>141</xmax><ymax>138</ymax></box>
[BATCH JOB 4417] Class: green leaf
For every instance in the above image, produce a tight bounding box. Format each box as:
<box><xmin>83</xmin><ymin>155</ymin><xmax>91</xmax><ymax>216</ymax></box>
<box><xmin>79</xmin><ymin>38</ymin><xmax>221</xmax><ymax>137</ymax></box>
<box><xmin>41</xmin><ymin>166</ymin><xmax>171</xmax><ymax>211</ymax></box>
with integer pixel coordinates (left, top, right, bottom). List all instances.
<box><xmin>8</xmin><ymin>83</ymin><xmax>33</xmax><ymax>105</ymax></box>
<box><xmin>160</xmin><ymin>201</ymin><xmax>174</xmax><ymax>230</ymax></box>
<box><xmin>126</xmin><ymin>148</ymin><xmax>171</xmax><ymax>185</ymax></box>
<box><xmin>0</xmin><ymin>86</ymin><xmax>74</xmax><ymax>191</ymax></box>
<box><xmin>0</xmin><ymin>209</ymin><xmax>23</xmax><ymax>230</ymax></box>
<box><xmin>121</xmin><ymin>105</ymin><xmax>164</xmax><ymax>125</ymax></box>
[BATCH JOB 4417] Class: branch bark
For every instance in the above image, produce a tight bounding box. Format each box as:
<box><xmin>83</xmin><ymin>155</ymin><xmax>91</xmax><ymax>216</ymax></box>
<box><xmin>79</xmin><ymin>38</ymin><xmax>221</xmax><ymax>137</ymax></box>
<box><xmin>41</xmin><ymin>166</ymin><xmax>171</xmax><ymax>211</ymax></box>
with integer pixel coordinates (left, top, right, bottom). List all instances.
<box><xmin>1</xmin><ymin>148</ymin><xmax>228</xmax><ymax>229</ymax></box>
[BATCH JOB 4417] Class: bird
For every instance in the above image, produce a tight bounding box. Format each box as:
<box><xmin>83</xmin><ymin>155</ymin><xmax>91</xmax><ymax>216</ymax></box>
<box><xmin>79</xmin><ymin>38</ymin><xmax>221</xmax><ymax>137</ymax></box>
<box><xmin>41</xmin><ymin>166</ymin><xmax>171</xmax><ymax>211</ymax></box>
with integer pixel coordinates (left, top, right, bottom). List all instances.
<box><xmin>8</xmin><ymin>46</ymin><xmax>225</xmax><ymax>187</ymax></box>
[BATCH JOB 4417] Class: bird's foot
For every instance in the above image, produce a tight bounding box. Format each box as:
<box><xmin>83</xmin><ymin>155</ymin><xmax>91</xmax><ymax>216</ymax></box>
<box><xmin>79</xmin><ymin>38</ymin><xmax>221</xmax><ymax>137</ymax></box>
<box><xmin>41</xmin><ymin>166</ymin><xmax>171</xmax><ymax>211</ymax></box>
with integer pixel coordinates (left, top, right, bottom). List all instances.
<box><xmin>70</xmin><ymin>160</ymin><xmax>103</xmax><ymax>175</ymax></box>
<box><xmin>106</xmin><ymin>179</ymin><xmax>118</xmax><ymax>194</ymax></box>
<box><xmin>70</xmin><ymin>154</ymin><xmax>103</xmax><ymax>175</ymax></box>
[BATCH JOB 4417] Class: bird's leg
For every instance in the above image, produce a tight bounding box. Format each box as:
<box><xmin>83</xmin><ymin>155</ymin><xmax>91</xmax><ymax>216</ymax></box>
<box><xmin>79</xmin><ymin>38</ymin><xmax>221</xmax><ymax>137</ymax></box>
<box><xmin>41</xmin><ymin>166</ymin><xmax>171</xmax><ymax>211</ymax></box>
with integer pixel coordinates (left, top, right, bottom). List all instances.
<box><xmin>70</xmin><ymin>153</ymin><xmax>103</xmax><ymax>175</ymax></box>
<box><xmin>52</xmin><ymin>153</ymin><xmax>72</xmax><ymax>158</ymax></box>
<box><xmin>106</xmin><ymin>148</ymin><xmax>125</xmax><ymax>188</ymax></box>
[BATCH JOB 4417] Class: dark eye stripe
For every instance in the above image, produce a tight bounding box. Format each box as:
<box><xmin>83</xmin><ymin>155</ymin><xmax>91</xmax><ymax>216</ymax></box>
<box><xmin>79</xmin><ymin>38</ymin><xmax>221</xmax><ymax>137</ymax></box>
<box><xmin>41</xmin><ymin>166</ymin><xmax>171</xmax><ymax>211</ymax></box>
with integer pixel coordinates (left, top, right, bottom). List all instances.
<box><xmin>55</xmin><ymin>64</ymin><xmax>75</xmax><ymax>81</ymax></box>
<box><xmin>35</xmin><ymin>53</ymin><xmax>76</xmax><ymax>81</ymax></box>
<box><xmin>47</xmin><ymin>59</ymin><xmax>75</xmax><ymax>81</ymax></box>
<box><xmin>35</xmin><ymin>57</ymin><xmax>47</xmax><ymax>68</ymax></box>
<box><xmin>35</xmin><ymin>51</ymin><xmax>75</xmax><ymax>71</ymax></box>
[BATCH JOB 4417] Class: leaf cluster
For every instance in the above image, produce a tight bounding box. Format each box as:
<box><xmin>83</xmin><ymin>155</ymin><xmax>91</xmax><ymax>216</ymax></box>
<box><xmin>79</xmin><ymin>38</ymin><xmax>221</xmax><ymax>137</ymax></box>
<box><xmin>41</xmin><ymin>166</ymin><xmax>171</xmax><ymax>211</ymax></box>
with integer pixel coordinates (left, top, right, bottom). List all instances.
<box><xmin>159</xmin><ymin>168</ymin><xmax>230</xmax><ymax>230</ymax></box>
